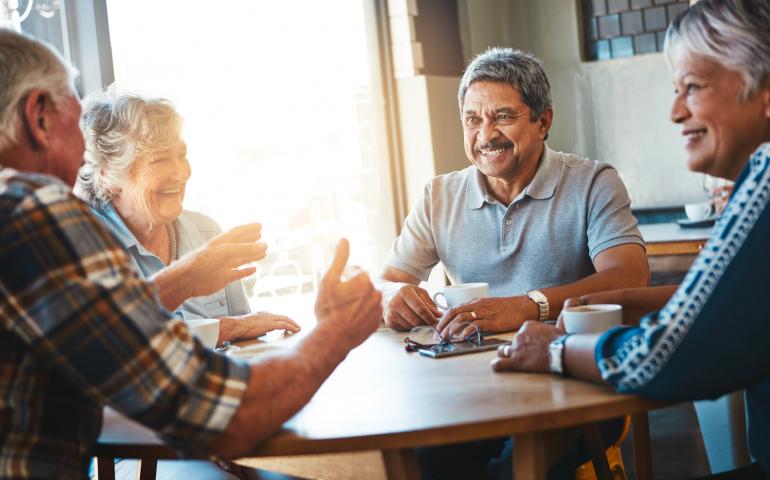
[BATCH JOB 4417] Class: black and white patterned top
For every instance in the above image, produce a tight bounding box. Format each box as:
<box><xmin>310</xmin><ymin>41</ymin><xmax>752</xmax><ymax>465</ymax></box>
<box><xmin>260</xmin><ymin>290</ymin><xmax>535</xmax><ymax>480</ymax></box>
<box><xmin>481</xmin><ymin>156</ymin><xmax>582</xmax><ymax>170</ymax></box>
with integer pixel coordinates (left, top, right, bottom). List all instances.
<box><xmin>596</xmin><ymin>142</ymin><xmax>770</xmax><ymax>473</ymax></box>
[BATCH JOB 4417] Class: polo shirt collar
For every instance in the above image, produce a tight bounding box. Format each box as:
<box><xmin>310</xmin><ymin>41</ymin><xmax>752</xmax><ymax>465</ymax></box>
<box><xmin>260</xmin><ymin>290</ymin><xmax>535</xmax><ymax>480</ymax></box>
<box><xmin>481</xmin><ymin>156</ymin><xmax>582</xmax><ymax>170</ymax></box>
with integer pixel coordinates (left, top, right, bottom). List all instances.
<box><xmin>466</xmin><ymin>144</ymin><xmax>561</xmax><ymax>209</ymax></box>
<box><xmin>524</xmin><ymin>145</ymin><xmax>561</xmax><ymax>200</ymax></box>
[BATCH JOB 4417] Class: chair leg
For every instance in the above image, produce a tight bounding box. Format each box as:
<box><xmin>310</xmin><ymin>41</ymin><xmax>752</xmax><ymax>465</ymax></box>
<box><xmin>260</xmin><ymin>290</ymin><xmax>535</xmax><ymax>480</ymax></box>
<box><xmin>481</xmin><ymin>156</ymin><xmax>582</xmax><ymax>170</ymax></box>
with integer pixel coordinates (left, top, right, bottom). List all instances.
<box><xmin>584</xmin><ymin>424</ymin><xmax>613</xmax><ymax>480</ymax></box>
<box><xmin>135</xmin><ymin>459</ymin><xmax>157</xmax><ymax>480</ymax></box>
<box><xmin>95</xmin><ymin>456</ymin><xmax>116</xmax><ymax>480</ymax></box>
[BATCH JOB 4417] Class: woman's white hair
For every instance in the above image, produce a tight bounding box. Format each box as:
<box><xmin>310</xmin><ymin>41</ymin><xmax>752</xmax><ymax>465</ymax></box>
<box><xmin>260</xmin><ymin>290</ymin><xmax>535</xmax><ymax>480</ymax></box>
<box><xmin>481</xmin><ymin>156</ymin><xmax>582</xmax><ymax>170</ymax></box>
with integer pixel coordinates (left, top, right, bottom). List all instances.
<box><xmin>664</xmin><ymin>0</ymin><xmax>770</xmax><ymax>98</ymax></box>
<box><xmin>75</xmin><ymin>88</ymin><xmax>182</xmax><ymax>206</ymax></box>
<box><xmin>0</xmin><ymin>29</ymin><xmax>77</xmax><ymax>153</ymax></box>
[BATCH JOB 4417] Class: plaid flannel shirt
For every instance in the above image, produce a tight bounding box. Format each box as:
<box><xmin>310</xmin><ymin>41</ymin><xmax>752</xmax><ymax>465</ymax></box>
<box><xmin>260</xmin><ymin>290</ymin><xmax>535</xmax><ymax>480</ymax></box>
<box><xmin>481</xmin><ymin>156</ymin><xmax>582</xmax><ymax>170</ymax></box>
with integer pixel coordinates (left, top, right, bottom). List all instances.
<box><xmin>0</xmin><ymin>168</ymin><xmax>250</xmax><ymax>479</ymax></box>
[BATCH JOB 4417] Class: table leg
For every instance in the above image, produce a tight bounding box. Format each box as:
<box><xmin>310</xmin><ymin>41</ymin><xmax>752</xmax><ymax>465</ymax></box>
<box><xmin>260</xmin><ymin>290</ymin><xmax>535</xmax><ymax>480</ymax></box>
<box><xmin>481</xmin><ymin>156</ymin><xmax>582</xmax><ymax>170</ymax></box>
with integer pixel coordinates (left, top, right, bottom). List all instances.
<box><xmin>135</xmin><ymin>459</ymin><xmax>158</xmax><ymax>480</ymax></box>
<box><xmin>95</xmin><ymin>456</ymin><xmax>115</xmax><ymax>480</ymax></box>
<box><xmin>632</xmin><ymin>412</ymin><xmax>653</xmax><ymax>480</ymax></box>
<box><xmin>382</xmin><ymin>448</ymin><xmax>420</xmax><ymax>480</ymax></box>
<box><xmin>513</xmin><ymin>429</ymin><xmax>583</xmax><ymax>480</ymax></box>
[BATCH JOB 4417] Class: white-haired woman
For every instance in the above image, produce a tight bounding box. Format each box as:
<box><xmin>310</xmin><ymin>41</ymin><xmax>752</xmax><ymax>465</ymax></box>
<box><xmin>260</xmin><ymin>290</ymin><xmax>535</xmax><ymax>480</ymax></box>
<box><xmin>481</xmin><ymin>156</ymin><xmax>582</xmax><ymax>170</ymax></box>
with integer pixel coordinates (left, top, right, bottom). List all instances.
<box><xmin>496</xmin><ymin>0</ymin><xmax>770</xmax><ymax>476</ymax></box>
<box><xmin>76</xmin><ymin>91</ymin><xmax>300</xmax><ymax>344</ymax></box>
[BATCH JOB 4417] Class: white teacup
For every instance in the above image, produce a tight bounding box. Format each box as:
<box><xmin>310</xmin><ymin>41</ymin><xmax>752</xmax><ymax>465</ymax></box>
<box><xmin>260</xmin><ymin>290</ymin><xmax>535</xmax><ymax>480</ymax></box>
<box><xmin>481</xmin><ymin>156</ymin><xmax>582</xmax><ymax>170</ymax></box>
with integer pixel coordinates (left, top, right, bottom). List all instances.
<box><xmin>684</xmin><ymin>201</ymin><xmax>713</xmax><ymax>221</ymax></box>
<box><xmin>432</xmin><ymin>282</ymin><xmax>489</xmax><ymax>310</ymax></box>
<box><xmin>562</xmin><ymin>304</ymin><xmax>622</xmax><ymax>334</ymax></box>
<box><xmin>185</xmin><ymin>318</ymin><xmax>220</xmax><ymax>349</ymax></box>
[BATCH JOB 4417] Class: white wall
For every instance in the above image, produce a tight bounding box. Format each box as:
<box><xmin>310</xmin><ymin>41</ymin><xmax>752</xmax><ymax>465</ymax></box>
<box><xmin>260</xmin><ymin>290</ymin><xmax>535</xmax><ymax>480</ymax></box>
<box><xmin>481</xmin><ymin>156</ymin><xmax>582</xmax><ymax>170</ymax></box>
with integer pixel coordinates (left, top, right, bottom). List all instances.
<box><xmin>457</xmin><ymin>0</ymin><xmax>704</xmax><ymax>208</ymax></box>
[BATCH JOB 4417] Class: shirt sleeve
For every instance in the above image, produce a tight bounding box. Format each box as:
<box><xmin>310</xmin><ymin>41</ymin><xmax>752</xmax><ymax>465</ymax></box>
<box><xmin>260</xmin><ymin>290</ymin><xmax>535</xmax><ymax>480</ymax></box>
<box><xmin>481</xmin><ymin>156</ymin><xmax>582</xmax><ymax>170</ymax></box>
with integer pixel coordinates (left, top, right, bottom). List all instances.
<box><xmin>0</xmin><ymin>185</ymin><xmax>249</xmax><ymax>455</ymax></box>
<box><xmin>585</xmin><ymin>166</ymin><xmax>646</xmax><ymax>260</ymax></box>
<box><xmin>595</xmin><ymin>152</ymin><xmax>770</xmax><ymax>402</ymax></box>
<box><xmin>384</xmin><ymin>182</ymin><xmax>440</xmax><ymax>281</ymax></box>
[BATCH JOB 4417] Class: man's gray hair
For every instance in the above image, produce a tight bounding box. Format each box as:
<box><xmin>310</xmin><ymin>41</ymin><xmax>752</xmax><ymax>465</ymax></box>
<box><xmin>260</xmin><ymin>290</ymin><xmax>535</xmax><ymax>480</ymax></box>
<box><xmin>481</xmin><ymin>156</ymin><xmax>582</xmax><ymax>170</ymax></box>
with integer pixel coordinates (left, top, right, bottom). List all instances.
<box><xmin>0</xmin><ymin>29</ymin><xmax>76</xmax><ymax>153</ymax></box>
<box><xmin>75</xmin><ymin>89</ymin><xmax>182</xmax><ymax>206</ymax></box>
<box><xmin>458</xmin><ymin>47</ymin><xmax>552</xmax><ymax>121</ymax></box>
<box><xmin>664</xmin><ymin>0</ymin><xmax>770</xmax><ymax>98</ymax></box>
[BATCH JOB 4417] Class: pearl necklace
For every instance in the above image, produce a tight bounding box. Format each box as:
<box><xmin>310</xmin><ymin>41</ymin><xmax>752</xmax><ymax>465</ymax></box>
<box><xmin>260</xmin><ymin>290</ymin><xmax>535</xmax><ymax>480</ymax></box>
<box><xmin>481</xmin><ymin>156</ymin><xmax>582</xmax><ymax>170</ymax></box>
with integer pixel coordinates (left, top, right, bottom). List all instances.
<box><xmin>165</xmin><ymin>223</ymin><xmax>178</xmax><ymax>263</ymax></box>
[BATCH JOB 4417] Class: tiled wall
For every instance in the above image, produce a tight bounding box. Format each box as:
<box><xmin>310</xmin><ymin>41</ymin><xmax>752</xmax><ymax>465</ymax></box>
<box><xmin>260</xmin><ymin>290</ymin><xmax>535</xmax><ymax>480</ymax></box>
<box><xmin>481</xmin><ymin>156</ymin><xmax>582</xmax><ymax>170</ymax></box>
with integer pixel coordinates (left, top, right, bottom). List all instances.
<box><xmin>583</xmin><ymin>0</ymin><xmax>689</xmax><ymax>60</ymax></box>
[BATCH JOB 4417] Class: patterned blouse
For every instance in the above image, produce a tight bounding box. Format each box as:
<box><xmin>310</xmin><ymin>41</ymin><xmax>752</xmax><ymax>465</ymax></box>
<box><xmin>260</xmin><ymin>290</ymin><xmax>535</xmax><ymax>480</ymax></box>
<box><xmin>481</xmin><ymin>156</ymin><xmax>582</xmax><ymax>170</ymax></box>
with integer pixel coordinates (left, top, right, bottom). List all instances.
<box><xmin>596</xmin><ymin>143</ymin><xmax>770</xmax><ymax>473</ymax></box>
<box><xmin>0</xmin><ymin>169</ymin><xmax>249</xmax><ymax>478</ymax></box>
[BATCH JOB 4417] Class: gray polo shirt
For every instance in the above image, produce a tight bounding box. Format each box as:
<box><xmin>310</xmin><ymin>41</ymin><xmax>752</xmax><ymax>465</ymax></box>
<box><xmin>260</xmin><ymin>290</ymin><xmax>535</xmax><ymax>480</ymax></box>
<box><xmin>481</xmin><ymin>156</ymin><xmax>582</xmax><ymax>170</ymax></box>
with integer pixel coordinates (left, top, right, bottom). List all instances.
<box><xmin>385</xmin><ymin>146</ymin><xmax>645</xmax><ymax>297</ymax></box>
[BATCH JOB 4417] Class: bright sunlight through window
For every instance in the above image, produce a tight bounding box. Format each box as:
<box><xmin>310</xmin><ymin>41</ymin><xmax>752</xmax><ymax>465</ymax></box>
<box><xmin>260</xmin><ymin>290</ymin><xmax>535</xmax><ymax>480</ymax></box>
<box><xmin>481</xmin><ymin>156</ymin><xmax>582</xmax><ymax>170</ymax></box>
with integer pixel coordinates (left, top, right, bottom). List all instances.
<box><xmin>106</xmin><ymin>1</ymin><xmax>396</xmax><ymax>301</ymax></box>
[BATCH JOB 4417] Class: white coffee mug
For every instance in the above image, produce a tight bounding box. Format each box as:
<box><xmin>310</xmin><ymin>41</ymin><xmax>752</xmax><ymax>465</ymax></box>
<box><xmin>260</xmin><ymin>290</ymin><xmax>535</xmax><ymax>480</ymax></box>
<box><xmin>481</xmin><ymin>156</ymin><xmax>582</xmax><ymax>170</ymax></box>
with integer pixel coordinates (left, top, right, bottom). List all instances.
<box><xmin>562</xmin><ymin>304</ymin><xmax>622</xmax><ymax>334</ymax></box>
<box><xmin>432</xmin><ymin>282</ymin><xmax>489</xmax><ymax>310</ymax></box>
<box><xmin>185</xmin><ymin>318</ymin><xmax>220</xmax><ymax>349</ymax></box>
<box><xmin>684</xmin><ymin>201</ymin><xmax>713</xmax><ymax>221</ymax></box>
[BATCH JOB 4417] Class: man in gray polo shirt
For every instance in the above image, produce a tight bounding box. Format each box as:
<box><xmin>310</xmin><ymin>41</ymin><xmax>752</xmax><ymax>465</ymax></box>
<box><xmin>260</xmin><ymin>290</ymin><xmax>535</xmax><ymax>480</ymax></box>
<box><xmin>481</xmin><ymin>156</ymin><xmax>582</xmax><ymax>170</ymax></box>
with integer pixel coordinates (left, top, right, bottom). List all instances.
<box><xmin>380</xmin><ymin>47</ymin><xmax>649</xmax><ymax>342</ymax></box>
<box><xmin>379</xmin><ymin>46</ymin><xmax>650</xmax><ymax>480</ymax></box>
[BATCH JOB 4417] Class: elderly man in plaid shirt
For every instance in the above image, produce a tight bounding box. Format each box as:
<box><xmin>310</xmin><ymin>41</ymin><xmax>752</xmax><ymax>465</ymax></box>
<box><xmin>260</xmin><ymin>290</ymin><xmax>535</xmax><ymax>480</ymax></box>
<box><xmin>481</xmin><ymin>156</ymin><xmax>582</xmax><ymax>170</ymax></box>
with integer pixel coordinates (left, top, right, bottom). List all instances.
<box><xmin>0</xmin><ymin>29</ymin><xmax>382</xmax><ymax>479</ymax></box>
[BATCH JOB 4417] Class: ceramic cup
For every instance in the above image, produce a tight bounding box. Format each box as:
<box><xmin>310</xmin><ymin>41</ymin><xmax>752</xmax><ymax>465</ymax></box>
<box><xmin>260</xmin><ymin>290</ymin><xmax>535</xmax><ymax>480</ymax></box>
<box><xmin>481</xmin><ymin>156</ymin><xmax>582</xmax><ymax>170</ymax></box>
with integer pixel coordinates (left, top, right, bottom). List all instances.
<box><xmin>185</xmin><ymin>318</ymin><xmax>220</xmax><ymax>349</ymax></box>
<box><xmin>562</xmin><ymin>304</ymin><xmax>622</xmax><ymax>334</ymax></box>
<box><xmin>684</xmin><ymin>201</ymin><xmax>713</xmax><ymax>221</ymax></box>
<box><xmin>432</xmin><ymin>282</ymin><xmax>489</xmax><ymax>310</ymax></box>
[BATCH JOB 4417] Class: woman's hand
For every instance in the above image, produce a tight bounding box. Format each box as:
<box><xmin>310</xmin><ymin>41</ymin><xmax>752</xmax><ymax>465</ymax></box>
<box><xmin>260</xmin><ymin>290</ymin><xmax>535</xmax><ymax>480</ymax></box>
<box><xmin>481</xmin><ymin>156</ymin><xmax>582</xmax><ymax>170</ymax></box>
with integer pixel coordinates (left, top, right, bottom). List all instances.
<box><xmin>153</xmin><ymin>223</ymin><xmax>268</xmax><ymax>310</ymax></box>
<box><xmin>219</xmin><ymin>312</ymin><xmax>301</xmax><ymax>343</ymax></box>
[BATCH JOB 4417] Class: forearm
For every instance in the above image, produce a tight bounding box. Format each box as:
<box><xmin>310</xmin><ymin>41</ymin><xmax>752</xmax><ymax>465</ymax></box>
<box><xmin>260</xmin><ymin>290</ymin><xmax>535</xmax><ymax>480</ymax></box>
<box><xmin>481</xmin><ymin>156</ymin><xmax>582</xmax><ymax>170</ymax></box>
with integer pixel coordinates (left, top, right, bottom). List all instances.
<box><xmin>150</xmin><ymin>265</ymin><xmax>190</xmax><ymax>312</ymax></box>
<box><xmin>209</xmin><ymin>324</ymin><xmax>353</xmax><ymax>457</ymax></box>
<box><xmin>540</xmin><ymin>266</ymin><xmax>650</xmax><ymax>319</ymax></box>
<box><xmin>563</xmin><ymin>333</ymin><xmax>604</xmax><ymax>383</ymax></box>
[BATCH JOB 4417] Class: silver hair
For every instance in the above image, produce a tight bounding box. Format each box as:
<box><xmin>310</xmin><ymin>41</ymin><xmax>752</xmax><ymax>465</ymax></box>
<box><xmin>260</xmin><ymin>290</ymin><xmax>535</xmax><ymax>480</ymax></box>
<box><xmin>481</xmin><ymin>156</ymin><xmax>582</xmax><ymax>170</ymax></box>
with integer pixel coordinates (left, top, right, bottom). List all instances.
<box><xmin>457</xmin><ymin>47</ymin><xmax>552</xmax><ymax>121</ymax></box>
<box><xmin>664</xmin><ymin>0</ymin><xmax>770</xmax><ymax>98</ymax></box>
<box><xmin>0</xmin><ymin>29</ymin><xmax>77</xmax><ymax>153</ymax></box>
<box><xmin>75</xmin><ymin>89</ymin><xmax>182</xmax><ymax>206</ymax></box>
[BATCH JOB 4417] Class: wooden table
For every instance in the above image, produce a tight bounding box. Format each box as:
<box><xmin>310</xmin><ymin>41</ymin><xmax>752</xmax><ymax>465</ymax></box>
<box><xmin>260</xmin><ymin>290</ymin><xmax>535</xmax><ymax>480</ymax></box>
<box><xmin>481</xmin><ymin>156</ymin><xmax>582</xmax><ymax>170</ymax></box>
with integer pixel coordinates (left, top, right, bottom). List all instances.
<box><xmin>96</xmin><ymin>326</ymin><xmax>667</xmax><ymax>480</ymax></box>
<box><xmin>639</xmin><ymin>223</ymin><xmax>712</xmax><ymax>256</ymax></box>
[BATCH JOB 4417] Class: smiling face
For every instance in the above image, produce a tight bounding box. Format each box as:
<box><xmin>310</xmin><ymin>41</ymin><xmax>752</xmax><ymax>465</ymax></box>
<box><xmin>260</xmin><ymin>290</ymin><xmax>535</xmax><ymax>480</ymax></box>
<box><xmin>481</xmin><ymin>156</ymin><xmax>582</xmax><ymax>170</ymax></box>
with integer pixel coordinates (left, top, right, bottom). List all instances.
<box><xmin>670</xmin><ymin>52</ymin><xmax>770</xmax><ymax>179</ymax></box>
<box><xmin>114</xmin><ymin>139</ymin><xmax>191</xmax><ymax>228</ymax></box>
<box><xmin>462</xmin><ymin>81</ymin><xmax>551</xmax><ymax>183</ymax></box>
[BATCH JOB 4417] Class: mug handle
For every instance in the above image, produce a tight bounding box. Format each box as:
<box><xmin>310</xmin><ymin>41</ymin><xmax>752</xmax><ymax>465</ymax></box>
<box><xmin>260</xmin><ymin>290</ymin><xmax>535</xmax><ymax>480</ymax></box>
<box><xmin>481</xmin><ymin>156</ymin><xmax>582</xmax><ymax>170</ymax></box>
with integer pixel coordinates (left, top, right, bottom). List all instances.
<box><xmin>432</xmin><ymin>292</ymin><xmax>449</xmax><ymax>310</ymax></box>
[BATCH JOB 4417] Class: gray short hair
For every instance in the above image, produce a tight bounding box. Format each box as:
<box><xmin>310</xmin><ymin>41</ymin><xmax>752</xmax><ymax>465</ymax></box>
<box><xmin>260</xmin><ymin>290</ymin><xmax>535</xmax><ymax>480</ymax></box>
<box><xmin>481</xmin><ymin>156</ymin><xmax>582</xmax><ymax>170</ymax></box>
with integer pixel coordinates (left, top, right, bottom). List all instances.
<box><xmin>458</xmin><ymin>47</ymin><xmax>552</xmax><ymax>121</ymax></box>
<box><xmin>664</xmin><ymin>0</ymin><xmax>770</xmax><ymax>98</ymax></box>
<box><xmin>0</xmin><ymin>29</ymin><xmax>76</xmax><ymax>153</ymax></box>
<box><xmin>75</xmin><ymin>89</ymin><xmax>182</xmax><ymax>206</ymax></box>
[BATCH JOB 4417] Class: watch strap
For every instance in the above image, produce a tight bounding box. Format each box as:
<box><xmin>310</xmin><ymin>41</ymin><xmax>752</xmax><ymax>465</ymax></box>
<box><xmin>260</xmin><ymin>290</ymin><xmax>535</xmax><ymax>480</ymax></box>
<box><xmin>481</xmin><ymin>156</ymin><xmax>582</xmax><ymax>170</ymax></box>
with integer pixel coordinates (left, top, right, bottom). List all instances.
<box><xmin>526</xmin><ymin>289</ymin><xmax>550</xmax><ymax>322</ymax></box>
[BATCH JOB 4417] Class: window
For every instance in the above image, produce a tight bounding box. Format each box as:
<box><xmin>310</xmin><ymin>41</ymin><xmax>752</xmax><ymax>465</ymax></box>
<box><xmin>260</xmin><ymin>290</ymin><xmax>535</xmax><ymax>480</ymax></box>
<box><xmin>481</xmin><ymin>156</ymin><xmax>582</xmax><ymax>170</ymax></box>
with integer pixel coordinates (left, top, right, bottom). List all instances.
<box><xmin>0</xmin><ymin>0</ymin><xmax>113</xmax><ymax>95</ymax></box>
<box><xmin>581</xmin><ymin>0</ymin><xmax>689</xmax><ymax>61</ymax></box>
<box><xmin>105</xmin><ymin>1</ymin><xmax>398</xmax><ymax>303</ymax></box>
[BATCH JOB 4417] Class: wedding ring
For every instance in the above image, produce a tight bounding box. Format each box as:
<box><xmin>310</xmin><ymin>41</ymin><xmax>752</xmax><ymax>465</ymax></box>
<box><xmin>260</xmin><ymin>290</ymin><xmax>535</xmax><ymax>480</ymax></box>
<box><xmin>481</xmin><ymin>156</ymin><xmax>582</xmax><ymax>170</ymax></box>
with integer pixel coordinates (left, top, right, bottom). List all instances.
<box><xmin>503</xmin><ymin>345</ymin><xmax>511</xmax><ymax>357</ymax></box>
<box><xmin>471</xmin><ymin>311</ymin><xmax>477</xmax><ymax>320</ymax></box>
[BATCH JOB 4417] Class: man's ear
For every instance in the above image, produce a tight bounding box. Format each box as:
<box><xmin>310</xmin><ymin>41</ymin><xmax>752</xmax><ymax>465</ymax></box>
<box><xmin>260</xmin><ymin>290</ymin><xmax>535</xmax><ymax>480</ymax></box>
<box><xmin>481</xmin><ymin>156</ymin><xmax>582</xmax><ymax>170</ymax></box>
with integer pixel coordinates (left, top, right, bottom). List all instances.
<box><xmin>21</xmin><ymin>89</ymin><xmax>54</xmax><ymax>149</ymax></box>
<box><xmin>538</xmin><ymin>108</ymin><xmax>554</xmax><ymax>141</ymax></box>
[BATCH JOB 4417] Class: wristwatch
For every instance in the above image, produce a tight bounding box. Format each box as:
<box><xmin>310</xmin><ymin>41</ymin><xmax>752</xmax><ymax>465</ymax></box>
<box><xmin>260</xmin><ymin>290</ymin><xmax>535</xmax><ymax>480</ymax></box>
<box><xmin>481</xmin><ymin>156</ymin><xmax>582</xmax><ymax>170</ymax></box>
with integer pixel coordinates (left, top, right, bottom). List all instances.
<box><xmin>548</xmin><ymin>334</ymin><xmax>571</xmax><ymax>375</ymax></box>
<box><xmin>526</xmin><ymin>289</ymin><xmax>550</xmax><ymax>322</ymax></box>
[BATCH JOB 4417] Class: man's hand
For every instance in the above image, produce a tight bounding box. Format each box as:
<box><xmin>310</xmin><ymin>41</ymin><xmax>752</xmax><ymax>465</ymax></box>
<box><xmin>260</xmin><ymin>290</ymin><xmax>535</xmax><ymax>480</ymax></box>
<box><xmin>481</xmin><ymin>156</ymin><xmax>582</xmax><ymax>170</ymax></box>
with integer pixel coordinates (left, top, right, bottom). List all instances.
<box><xmin>383</xmin><ymin>284</ymin><xmax>442</xmax><ymax>331</ymax></box>
<box><xmin>491</xmin><ymin>321</ymin><xmax>564</xmax><ymax>373</ymax></box>
<box><xmin>556</xmin><ymin>285</ymin><xmax>678</xmax><ymax>329</ymax></box>
<box><xmin>436</xmin><ymin>295</ymin><xmax>537</xmax><ymax>340</ymax></box>
<box><xmin>314</xmin><ymin>239</ymin><xmax>382</xmax><ymax>350</ymax></box>
<box><xmin>219</xmin><ymin>312</ymin><xmax>301</xmax><ymax>343</ymax></box>
<box><xmin>153</xmin><ymin>223</ymin><xmax>267</xmax><ymax>310</ymax></box>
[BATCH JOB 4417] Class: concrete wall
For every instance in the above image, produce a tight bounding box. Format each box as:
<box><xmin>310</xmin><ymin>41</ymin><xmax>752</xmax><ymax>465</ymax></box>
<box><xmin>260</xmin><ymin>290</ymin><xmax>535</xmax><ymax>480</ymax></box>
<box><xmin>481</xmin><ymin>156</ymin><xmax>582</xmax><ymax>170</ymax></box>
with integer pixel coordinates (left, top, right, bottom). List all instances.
<box><xmin>456</xmin><ymin>0</ymin><xmax>705</xmax><ymax>208</ymax></box>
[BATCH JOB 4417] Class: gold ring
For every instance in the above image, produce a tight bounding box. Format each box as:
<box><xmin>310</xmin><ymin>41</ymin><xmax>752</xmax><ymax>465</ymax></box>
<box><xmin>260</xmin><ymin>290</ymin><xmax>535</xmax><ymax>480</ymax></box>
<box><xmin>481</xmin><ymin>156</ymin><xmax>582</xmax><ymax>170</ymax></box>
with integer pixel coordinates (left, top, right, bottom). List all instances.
<box><xmin>471</xmin><ymin>311</ymin><xmax>477</xmax><ymax>320</ymax></box>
